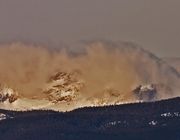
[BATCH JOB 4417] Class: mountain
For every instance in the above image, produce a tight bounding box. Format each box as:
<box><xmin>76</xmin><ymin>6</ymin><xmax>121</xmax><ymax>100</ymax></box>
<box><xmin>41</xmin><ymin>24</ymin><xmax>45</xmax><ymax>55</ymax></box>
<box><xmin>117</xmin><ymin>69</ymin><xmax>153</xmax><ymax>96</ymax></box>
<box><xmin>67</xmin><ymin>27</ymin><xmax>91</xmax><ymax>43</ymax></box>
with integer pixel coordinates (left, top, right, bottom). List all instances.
<box><xmin>0</xmin><ymin>97</ymin><xmax>180</xmax><ymax>140</ymax></box>
<box><xmin>0</xmin><ymin>41</ymin><xmax>179</xmax><ymax>111</ymax></box>
<box><xmin>164</xmin><ymin>57</ymin><xmax>180</xmax><ymax>73</ymax></box>
<box><xmin>0</xmin><ymin>71</ymin><xmax>173</xmax><ymax>111</ymax></box>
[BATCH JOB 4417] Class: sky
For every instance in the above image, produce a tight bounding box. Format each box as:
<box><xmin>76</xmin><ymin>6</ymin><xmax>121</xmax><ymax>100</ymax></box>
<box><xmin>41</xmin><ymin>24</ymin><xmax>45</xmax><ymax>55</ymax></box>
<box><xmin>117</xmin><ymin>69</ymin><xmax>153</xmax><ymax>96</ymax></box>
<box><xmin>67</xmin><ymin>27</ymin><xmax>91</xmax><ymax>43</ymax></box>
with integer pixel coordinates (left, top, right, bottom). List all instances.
<box><xmin>0</xmin><ymin>0</ymin><xmax>180</xmax><ymax>57</ymax></box>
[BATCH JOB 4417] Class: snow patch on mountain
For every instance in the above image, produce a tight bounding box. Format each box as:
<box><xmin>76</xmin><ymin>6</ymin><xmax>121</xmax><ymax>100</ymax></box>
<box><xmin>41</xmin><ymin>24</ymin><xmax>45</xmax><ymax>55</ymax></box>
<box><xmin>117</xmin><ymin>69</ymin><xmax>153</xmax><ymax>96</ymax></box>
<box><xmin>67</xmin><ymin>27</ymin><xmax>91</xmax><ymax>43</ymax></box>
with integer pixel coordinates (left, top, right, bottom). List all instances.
<box><xmin>0</xmin><ymin>86</ymin><xmax>18</xmax><ymax>103</ymax></box>
<box><xmin>0</xmin><ymin>113</ymin><xmax>7</xmax><ymax>121</ymax></box>
<box><xmin>43</xmin><ymin>72</ymin><xmax>84</xmax><ymax>103</ymax></box>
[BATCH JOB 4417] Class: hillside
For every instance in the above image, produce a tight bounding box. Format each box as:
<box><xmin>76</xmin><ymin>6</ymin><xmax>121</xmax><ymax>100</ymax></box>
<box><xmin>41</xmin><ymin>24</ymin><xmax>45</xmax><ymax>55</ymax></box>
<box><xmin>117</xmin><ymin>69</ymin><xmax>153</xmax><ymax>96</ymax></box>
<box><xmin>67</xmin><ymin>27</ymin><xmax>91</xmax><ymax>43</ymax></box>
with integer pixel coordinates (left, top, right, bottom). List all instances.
<box><xmin>1</xmin><ymin>97</ymin><xmax>180</xmax><ymax>140</ymax></box>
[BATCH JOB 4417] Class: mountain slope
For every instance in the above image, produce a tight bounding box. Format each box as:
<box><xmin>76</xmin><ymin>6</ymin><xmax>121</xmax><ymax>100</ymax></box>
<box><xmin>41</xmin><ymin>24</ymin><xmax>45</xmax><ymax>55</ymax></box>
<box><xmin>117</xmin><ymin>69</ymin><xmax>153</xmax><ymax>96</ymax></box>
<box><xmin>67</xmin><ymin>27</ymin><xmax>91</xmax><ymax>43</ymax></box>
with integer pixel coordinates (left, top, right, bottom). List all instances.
<box><xmin>164</xmin><ymin>57</ymin><xmax>180</xmax><ymax>73</ymax></box>
<box><xmin>1</xmin><ymin>97</ymin><xmax>180</xmax><ymax>140</ymax></box>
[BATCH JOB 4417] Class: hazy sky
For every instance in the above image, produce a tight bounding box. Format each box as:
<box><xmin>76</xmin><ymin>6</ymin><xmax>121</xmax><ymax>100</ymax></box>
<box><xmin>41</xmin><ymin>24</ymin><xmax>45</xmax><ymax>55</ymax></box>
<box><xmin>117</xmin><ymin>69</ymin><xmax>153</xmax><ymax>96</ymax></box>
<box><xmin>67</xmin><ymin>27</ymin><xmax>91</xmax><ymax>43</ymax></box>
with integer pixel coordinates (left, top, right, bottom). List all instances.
<box><xmin>0</xmin><ymin>0</ymin><xmax>180</xmax><ymax>57</ymax></box>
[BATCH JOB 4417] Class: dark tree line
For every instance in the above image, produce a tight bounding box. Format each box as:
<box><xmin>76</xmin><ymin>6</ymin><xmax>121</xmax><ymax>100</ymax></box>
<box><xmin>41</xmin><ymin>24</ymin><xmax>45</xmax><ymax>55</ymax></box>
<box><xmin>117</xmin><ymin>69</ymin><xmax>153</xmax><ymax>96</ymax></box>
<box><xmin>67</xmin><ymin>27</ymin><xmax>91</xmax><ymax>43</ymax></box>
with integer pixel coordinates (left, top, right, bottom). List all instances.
<box><xmin>0</xmin><ymin>97</ymin><xmax>180</xmax><ymax>140</ymax></box>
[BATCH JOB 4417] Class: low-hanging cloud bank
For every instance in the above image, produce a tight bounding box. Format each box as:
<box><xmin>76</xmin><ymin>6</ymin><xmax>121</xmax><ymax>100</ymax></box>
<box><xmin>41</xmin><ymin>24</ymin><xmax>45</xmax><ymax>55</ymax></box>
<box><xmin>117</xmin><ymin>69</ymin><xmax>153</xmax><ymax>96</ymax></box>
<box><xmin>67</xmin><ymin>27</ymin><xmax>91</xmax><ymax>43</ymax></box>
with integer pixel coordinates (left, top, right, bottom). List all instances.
<box><xmin>0</xmin><ymin>41</ymin><xmax>179</xmax><ymax>100</ymax></box>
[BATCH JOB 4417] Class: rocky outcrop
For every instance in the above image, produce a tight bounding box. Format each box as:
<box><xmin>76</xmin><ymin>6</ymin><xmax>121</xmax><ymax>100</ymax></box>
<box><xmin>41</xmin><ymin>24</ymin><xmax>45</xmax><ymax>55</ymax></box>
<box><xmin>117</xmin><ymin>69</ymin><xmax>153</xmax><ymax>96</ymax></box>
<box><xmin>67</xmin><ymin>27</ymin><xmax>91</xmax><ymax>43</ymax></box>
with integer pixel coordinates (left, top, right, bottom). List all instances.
<box><xmin>43</xmin><ymin>72</ymin><xmax>84</xmax><ymax>103</ymax></box>
<box><xmin>133</xmin><ymin>84</ymin><xmax>157</xmax><ymax>101</ymax></box>
<box><xmin>0</xmin><ymin>87</ymin><xmax>18</xmax><ymax>103</ymax></box>
<box><xmin>133</xmin><ymin>84</ymin><xmax>175</xmax><ymax>102</ymax></box>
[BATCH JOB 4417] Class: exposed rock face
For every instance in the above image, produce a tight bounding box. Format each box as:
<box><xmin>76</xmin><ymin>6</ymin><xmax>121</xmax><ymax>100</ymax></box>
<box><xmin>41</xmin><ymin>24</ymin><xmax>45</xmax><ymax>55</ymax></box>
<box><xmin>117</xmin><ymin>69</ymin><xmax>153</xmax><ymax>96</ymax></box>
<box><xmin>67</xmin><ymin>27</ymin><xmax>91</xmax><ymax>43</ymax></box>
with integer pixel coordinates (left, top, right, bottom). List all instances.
<box><xmin>43</xmin><ymin>72</ymin><xmax>84</xmax><ymax>103</ymax></box>
<box><xmin>0</xmin><ymin>87</ymin><xmax>18</xmax><ymax>103</ymax></box>
<box><xmin>133</xmin><ymin>84</ymin><xmax>175</xmax><ymax>102</ymax></box>
<box><xmin>43</xmin><ymin>71</ymin><xmax>165</xmax><ymax>105</ymax></box>
<box><xmin>133</xmin><ymin>84</ymin><xmax>158</xmax><ymax>101</ymax></box>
